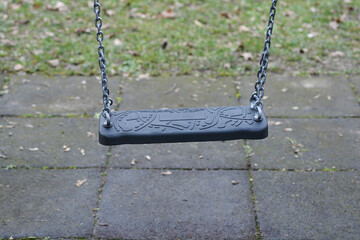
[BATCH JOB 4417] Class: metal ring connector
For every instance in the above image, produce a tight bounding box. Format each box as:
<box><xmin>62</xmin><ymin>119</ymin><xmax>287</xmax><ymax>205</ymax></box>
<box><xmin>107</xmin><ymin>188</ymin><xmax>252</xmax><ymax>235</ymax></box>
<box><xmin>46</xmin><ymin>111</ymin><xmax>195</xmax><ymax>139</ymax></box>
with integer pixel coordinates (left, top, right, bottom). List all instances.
<box><xmin>254</xmin><ymin>106</ymin><xmax>263</xmax><ymax>122</ymax></box>
<box><xmin>103</xmin><ymin>111</ymin><xmax>112</xmax><ymax>128</ymax></box>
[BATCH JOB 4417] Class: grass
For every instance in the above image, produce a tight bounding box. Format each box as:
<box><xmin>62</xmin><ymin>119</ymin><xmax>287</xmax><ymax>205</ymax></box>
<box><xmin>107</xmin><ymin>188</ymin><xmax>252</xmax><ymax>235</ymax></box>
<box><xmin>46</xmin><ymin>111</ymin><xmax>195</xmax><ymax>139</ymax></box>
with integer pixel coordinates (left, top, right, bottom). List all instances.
<box><xmin>1</xmin><ymin>0</ymin><xmax>359</xmax><ymax>77</ymax></box>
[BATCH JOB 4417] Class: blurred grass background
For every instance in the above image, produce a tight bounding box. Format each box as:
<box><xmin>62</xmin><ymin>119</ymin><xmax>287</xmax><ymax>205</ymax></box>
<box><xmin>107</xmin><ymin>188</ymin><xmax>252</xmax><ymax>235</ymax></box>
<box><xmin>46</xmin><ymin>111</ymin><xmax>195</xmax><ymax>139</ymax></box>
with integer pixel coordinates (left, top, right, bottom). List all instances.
<box><xmin>1</xmin><ymin>0</ymin><xmax>359</xmax><ymax>77</ymax></box>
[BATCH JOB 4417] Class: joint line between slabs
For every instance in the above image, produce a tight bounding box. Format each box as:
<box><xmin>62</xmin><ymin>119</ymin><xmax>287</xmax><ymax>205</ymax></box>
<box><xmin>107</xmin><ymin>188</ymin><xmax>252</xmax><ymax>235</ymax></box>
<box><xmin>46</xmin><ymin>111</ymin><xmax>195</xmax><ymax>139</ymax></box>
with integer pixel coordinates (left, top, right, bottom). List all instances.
<box><xmin>91</xmin><ymin>146</ymin><xmax>112</xmax><ymax>237</ymax></box>
<box><xmin>243</xmin><ymin>139</ymin><xmax>262</xmax><ymax>239</ymax></box>
<box><xmin>1</xmin><ymin>166</ymin><xmax>359</xmax><ymax>171</ymax></box>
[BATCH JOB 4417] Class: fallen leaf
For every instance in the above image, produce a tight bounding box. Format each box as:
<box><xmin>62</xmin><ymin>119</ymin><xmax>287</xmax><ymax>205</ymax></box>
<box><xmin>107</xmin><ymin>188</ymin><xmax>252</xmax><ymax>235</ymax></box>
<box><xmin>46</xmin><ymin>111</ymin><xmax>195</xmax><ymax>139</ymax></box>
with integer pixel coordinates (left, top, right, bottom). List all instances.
<box><xmin>75</xmin><ymin>28</ymin><xmax>90</xmax><ymax>35</ymax></box>
<box><xmin>63</xmin><ymin>145</ymin><xmax>71</xmax><ymax>152</ymax></box>
<box><xmin>159</xmin><ymin>9</ymin><xmax>176</xmax><ymax>19</ymax></box>
<box><xmin>194</xmin><ymin>19</ymin><xmax>203</xmax><ymax>27</ymax></box>
<box><xmin>105</xmin><ymin>9</ymin><xmax>115</xmax><ymax>16</ymax></box>
<box><xmin>47</xmin><ymin>1</ymin><xmax>67</xmax><ymax>12</ymax></box>
<box><xmin>127</xmin><ymin>50</ymin><xmax>140</xmax><ymax>57</ymax></box>
<box><xmin>309</xmin><ymin>68</ymin><xmax>319</xmax><ymax>76</ymax></box>
<box><xmin>45</xmin><ymin>31</ymin><xmax>54</xmax><ymax>37</ymax></box>
<box><xmin>1</xmin><ymin>39</ymin><xmax>16</xmax><ymax>47</ymax></box>
<box><xmin>299</xmin><ymin>48</ymin><xmax>308</xmax><ymax>54</ymax></box>
<box><xmin>284</xmin><ymin>10</ymin><xmax>297</xmax><ymax>18</ymax></box>
<box><xmin>136</xmin><ymin>73</ymin><xmax>150</xmax><ymax>81</ymax></box>
<box><xmin>48</xmin><ymin>59</ymin><xmax>60</xmax><ymax>67</ymax></box>
<box><xmin>329</xmin><ymin>21</ymin><xmax>338</xmax><ymax>30</ymax></box>
<box><xmin>232</xmin><ymin>180</ymin><xmax>239</xmax><ymax>185</ymax></box>
<box><xmin>337</xmin><ymin>13</ymin><xmax>347</xmax><ymax>23</ymax></box>
<box><xmin>129</xmin><ymin>9</ymin><xmax>148</xmax><ymax>19</ymax></box>
<box><xmin>76</xmin><ymin>178</ymin><xmax>87</xmax><ymax>187</ymax></box>
<box><xmin>330</xmin><ymin>51</ymin><xmax>345</xmax><ymax>57</ymax></box>
<box><xmin>19</xmin><ymin>19</ymin><xmax>30</xmax><ymax>25</ymax></box>
<box><xmin>237</xmin><ymin>42</ymin><xmax>245</xmax><ymax>51</ymax></box>
<box><xmin>239</xmin><ymin>25</ymin><xmax>250</xmax><ymax>32</ymax></box>
<box><xmin>14</xmin><ymin>64</ymin><xmax>24</xmax><ymax>71</ymax></box>
<box><xmin>161</xmin><ymin>171</ymin><xmax>172</xmax><ymax>175</ymax></box>
<box><xmin>33</xmin><ymin>49</ymin><xmax>43</xmax><ymax>55</ymax></box>
<box><xmin>113</xmin><ymin>39</ymin><xmax>123</xmax><ymax>46</ymax></box>
<box><xmin>161</xmin><ymin>38</ymin><xmax>168</xmax><ymax>50</ymax></box>
<box><xmin>80</xmin><ymin>149</ymin><xmax>85</xmax><ymax>156</ymax></box>
<box><xmin>87</xmin><ymin>132</ymin><xmax>95</xmax><ymax>138</ymax></box>
<box><xmin>220</xmin><ymin>12</ymin><xmax>231</xmax><ymax>19</ymax></box>
<box><xmin>240</xmin><ymin>52</ymin><xmax>253</xmax><ymax>61</ymax></box>
<box><xmin>131</xmin><ymin>159</ymin><xmax>137</xmax><ymax>166</ymax></box>
<box><xmin>310</xmin><ymin>7</ymin><xmax>317</xmax><ymax>13</ymax></box>
<box><xmin>98</xmin><ymin>222</ymin><xmax>108</xmax><ymax>226</ymax></box>
<box><xmin>0</xmin><ymin>149</ymin><xmax>7</xmax><ymax>159</ymax></box>
<box><xmin>307</xmin><ymin>32</ymin><xmax>318</xmax><ymax>38</ymax></box>
<box><xmin>144</xmin><ymin>155</ymin><xmax>151</xmax><ymax>160</ymax></box>
<box><xmin>10</xmin><ymin>4</ymin><xmax>21</xmax><ymax>10</ymax></box>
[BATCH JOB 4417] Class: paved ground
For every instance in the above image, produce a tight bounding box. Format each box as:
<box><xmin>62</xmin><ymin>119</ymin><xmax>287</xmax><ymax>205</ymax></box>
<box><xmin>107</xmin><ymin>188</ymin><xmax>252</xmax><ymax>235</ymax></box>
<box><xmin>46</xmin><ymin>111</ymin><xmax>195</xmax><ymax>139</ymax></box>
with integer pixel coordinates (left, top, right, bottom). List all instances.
<box><xmin>0</xmin><ymin>74</ymin><xmax>359</xmax><ymax>239</ymax></box>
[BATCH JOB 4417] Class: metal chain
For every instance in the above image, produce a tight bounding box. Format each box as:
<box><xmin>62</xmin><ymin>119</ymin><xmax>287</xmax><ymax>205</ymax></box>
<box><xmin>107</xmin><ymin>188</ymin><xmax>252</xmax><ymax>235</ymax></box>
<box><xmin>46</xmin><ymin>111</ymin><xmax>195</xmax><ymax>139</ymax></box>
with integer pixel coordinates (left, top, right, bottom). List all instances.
<box><xmin>94</xmin><ymin>0</ymin><xmax>113</xmax><ymax>127</ymax></box>
<box><xmin>250</xmin><ymin>0</ymin><xmax>278</xmax><ymax>121</ymax></box>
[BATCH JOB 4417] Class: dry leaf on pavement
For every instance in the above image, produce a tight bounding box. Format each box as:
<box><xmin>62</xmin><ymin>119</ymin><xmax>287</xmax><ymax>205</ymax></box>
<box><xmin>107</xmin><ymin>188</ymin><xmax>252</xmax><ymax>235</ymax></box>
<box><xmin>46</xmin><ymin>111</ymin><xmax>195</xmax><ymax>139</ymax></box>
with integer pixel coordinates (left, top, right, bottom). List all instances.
<box><xmin>161</xmin><ymin>171</ymin><xmax>172</xmax><ymax>176</ymax></box>
<box><xmin>76</xmin><ymin>178</ymin><xmax>87</xmax><ymax>187</ymax></box>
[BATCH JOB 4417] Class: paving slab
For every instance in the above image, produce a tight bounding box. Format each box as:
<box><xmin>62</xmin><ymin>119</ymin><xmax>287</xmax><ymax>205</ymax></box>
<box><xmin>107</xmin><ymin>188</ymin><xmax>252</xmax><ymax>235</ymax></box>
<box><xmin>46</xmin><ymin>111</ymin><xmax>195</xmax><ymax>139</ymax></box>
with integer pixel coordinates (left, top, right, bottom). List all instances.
<box><xmin>94</xmin><ymin>169</ymin><xmax>256</xmax><ymax>239</ymax></box>
<box><xmin>247</xmin><ymin>118</ymin><xmax>360</xmax><ymax>170</ymax></box>
<box><xmin>238</xmin><ymin>75</ymin><xmax>360</xmax><ymax>117</ymax></box>
<box><xmin>252</xmin><ymin>171</ymin><xmax>360</xmax><ymax>240</ymax></box>
<box><xmin>0</xmin><ymin>117</ymin><xmax>108</xmax><ymax>168</ymax></box>
<box><xmin>0</xmin><ymin>169</ymin><xmax>101</xmax><ymax>238</ymax></box>
<box><xmin>0</xmin><ymin>75</ymin><xmax>119</xmax><ymax>115</ymax></box>
<box><xmin>120</xmin><ymin>76</ymin><xmax>237</xmax><ymax>110</ymax></box>
<box><xmin>110</xmin><ymin>140</ymin><xmax>247</xmax><ymax>169</ymax></box>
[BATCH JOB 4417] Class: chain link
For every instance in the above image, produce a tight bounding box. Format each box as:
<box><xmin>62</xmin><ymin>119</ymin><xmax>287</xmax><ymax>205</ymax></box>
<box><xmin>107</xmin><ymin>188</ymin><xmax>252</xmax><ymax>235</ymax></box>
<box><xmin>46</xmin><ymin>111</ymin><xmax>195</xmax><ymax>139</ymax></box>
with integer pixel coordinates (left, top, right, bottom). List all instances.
<box><xmin>250</xmin><ymin>0</ymin><xmax>278</xmax><ymax>121</ymax></box>
<box><xmin>94</xmin><ymin>0</ymin><xmax>113</xmax><ymax>127</ymax></box>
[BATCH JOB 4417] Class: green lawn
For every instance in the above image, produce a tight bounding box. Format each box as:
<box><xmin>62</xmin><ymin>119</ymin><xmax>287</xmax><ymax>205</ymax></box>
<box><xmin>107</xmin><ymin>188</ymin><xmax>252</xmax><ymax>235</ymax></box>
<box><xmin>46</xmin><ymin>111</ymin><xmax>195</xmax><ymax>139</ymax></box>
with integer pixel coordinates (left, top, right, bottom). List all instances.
<box><xmin>1</xmin><ymin>0</ymin><xmax>359</xmax><ymax>77</ymax></box>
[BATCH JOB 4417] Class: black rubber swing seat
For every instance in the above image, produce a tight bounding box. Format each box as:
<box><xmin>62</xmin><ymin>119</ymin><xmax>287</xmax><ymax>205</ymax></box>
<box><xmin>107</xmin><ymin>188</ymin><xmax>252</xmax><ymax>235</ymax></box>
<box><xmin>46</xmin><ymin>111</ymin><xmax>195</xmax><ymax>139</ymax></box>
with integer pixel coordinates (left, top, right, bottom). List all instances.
<box><xmin>99</xmin><ymin>105</ymin><xmax>268</xmax><ymax>145</ymax></box>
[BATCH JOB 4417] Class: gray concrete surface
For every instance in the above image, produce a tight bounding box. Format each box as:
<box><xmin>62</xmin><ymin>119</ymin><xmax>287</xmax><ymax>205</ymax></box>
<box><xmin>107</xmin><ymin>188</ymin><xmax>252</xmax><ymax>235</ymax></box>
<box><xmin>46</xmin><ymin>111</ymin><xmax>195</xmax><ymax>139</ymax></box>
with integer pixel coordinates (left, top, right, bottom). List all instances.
<box><xmin>252</xmin><ymin>171</ymin><xmax>360</xmax><ymax>240</ymax></box>
<box><xmin>94</xmin><ymin>169</ymin><xmax>256</xmax><ymax>239</ymax></box>
<box><xmin>0</xmin><ymin>74</ymin><xmax>359</xmax><ymax>239</ymax></box>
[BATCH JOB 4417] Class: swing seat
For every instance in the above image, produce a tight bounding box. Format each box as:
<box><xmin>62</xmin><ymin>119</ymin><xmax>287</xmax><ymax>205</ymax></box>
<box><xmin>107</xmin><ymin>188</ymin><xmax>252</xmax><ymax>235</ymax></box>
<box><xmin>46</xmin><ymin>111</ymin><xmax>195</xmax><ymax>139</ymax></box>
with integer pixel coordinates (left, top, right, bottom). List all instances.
<box><xmin>99</xmin><ymin>106</ymin><xmax>267</xmax><ymax>145</ymax></box>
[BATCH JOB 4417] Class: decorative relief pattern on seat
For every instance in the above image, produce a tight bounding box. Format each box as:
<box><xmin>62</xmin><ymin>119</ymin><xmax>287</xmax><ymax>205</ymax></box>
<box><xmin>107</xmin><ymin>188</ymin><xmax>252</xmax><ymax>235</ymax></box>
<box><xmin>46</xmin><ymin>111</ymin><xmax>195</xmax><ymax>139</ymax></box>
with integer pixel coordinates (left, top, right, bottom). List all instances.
<box><xmin>112</xmin><ymin>106</ymin><xmax>254</xmax><ymax>133</ymax></box>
